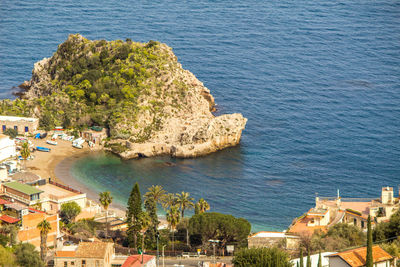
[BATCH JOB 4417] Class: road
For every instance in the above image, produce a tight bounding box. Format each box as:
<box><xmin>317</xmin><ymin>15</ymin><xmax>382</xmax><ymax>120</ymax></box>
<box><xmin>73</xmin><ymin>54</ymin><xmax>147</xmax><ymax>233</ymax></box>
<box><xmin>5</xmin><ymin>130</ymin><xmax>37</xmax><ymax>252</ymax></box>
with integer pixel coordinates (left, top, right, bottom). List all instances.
<box><xmin>157</xmin><ymin>256</ymin><xmax>233</xmax><ymax>267</ymax></box>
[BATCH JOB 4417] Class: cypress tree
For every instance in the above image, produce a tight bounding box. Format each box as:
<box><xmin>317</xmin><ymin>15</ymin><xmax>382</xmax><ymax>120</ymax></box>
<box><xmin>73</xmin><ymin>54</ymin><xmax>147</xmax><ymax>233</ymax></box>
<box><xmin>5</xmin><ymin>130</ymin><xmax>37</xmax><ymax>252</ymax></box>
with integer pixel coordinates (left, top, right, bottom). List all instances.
<box><xmin>126</xmin><ymin>182</ymin><xmax>143</xmax><ymax>249</ymax></box>
<box><xmin>318</xmin><ymin>251</ymin><xmax>322</xmax><ymax>267</ymax></box>
<box><xmin>144</xmin><ymin>197</ymin><xmax>159</xmax><ymax>249</ymax></box>
<box><xmin>366</xmin><ymin>215</ymin><xmax>373</xmax><ymax>267</ymax></box>
<box><xmin>306</xmin><ymin>250</ymin><xmax>311</xmax><ymax>267</ymax></box>
<box><xmin>300</xmin><ymin>249</ymin><xmax>304</xmax><ymax>267</ymax></box>
<box><xmin>297</xmin><ymin>261</ymin><xmax>299</xmax><ymax>267</ymax></box>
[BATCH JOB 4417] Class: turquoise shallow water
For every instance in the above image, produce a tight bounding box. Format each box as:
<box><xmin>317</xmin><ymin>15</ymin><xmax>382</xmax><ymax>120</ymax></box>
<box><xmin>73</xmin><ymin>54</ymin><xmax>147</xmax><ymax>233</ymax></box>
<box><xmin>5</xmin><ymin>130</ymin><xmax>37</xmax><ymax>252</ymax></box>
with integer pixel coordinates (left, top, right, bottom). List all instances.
<box><xmin>1</xmin><ymin>0</ymin><xmax>400</xmax><ymax>231</ymax></box>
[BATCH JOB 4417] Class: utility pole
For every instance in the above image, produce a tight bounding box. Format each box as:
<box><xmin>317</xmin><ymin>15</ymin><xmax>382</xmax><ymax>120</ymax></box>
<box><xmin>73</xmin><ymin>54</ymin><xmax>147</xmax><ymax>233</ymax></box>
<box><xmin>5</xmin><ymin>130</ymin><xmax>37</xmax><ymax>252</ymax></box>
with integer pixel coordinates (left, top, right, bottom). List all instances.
<box><xmin>162</xmin><ymin>245</ymin><xmax>167</xmax><ymax>267</ymax></box>
<box><xmin>156</xmin><ymin>231</ymin><xmax>160</xmax><ymax>267</ymax></box>
<box><xmin>208</xmin><ymin>239</ymin><xmax>220</xmax><ymax>264</ymax></box>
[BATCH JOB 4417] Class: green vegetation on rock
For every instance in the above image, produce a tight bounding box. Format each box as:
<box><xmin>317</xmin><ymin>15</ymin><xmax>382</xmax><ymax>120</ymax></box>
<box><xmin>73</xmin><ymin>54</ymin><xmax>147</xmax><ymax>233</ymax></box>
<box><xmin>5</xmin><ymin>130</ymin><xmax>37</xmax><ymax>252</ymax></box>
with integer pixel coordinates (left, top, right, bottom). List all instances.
<box><xmin>1</xmin><ymin>34</ymin><xmax>187</xmax><ymax>141</ymax></box>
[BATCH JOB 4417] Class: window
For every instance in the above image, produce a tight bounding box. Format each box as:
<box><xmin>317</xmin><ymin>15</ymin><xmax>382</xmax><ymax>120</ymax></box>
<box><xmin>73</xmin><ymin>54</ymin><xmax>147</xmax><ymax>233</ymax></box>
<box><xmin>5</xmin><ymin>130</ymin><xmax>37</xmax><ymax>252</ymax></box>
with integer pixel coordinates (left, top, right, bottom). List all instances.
<box><xmin>71</xmin><ymin>262</ymin><xmax>75</xmax><ymax>266</ymax></box>
<box><xmin>353</xmin><ymin>218</ymin><xmax>357</xmax><ymax>226</ymax></box>
<box><xmin>14</xmin><ymin>126</ymin><xmax>18</xmax><ymax>131</ymax></box>
<box><xmin>24</xmin><ymin>126</ymin><xmax>29</xmax><ymax>132</ymax></box>
<box><xmin>2</xmin><ymin>125</ymin><xmax>5</xmax><ymax>132</ymax></box>
<box><xmin>82</xmin><ymin>260</ymin><xmax>86</xmax><ymax>267</ymax></box>
<box><xmin>64</xmin><ymin>262</ymin><xmax>68</xmax><ymax>267</ymax></box>
<box><xmin>361</xmin><ymin>221</ymin><xmax>365</xmax><ymax>228</ymax></box>
<box><xmin>95</xmin><ymin>260</ymin><xmax>100</xmax><ymax>267</ymax></box>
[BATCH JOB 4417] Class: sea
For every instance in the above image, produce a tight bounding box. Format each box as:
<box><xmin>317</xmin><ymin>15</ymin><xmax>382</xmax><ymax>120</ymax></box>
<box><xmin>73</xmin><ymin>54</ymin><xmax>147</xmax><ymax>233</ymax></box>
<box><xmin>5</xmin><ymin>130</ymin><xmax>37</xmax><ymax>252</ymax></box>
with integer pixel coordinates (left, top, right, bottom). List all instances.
<box><xmin>0</xmin><ymin>0</ymin><xmax>399</xmax><ymax>231</ymax></box>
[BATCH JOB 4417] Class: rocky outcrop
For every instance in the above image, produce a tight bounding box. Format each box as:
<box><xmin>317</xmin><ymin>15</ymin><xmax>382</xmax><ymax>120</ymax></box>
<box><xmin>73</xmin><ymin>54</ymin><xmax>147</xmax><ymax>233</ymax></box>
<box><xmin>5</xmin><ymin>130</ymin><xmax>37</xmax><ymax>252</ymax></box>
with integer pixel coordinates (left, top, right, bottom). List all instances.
<box><xmin>22</xmin><ymin>34</ymin><xmax>247</xmax><ymax>158</ymax></box>
<box><xmin>117</xmin><ymin>113</ymin><xmax>246</xmax><ymax>159</ymax></box>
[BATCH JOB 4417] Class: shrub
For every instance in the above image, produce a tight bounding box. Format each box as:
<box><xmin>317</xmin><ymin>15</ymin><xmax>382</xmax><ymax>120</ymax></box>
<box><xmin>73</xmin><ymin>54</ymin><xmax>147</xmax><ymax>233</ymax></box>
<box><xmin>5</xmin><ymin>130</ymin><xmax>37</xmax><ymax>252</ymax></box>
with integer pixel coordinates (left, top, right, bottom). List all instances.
<box><xmin>3</xmin><ymin>128</ymin><xmax>17</xmax><ymax>139</ymax></box>
<box><xmin>232</xmin><ymin>247</ymin><xmax>292</xmax><ymax>267</ymax></box>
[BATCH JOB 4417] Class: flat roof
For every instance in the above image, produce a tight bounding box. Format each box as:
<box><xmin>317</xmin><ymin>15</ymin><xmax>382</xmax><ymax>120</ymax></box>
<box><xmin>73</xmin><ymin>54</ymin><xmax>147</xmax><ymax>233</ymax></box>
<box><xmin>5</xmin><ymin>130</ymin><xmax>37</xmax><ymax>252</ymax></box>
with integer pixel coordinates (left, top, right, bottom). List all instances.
<box><xmin>4</xmin><ymin>181</ymin><xmax>43</xmax><ymax>195</ymax></box>
<box><xmin>0</xmin><ymin>115</ymin><xmax>38</xmax><ymax>122</ymax></box>
<box><xmin>38</xmin><ymin>183</ymin><xmax>81</xmax><ymax>199</ymax></box>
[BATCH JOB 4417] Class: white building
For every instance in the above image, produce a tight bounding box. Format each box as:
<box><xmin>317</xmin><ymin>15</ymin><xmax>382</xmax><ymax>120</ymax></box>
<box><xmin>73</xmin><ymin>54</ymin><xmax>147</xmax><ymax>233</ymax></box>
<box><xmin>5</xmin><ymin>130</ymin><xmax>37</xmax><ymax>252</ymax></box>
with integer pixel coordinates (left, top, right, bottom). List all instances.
<box><xmin>291</xmin><ymin>252</ymin><xmax>336</xmax><ymax>267</ymax></box>
<box><xmin>0</xmin><ymin>135</ymin><xmax>16</xmax><ymax>162</ymax></box>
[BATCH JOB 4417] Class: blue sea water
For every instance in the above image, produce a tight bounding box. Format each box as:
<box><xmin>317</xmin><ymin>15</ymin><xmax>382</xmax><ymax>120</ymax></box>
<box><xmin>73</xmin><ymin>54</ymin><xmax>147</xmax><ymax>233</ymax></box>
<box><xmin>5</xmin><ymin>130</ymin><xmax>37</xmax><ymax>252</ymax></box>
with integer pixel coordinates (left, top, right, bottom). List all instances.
<box><xmin>1</xmin><ymin>0</ymin><xmax>400</xmax><ymax>231</ymax></box>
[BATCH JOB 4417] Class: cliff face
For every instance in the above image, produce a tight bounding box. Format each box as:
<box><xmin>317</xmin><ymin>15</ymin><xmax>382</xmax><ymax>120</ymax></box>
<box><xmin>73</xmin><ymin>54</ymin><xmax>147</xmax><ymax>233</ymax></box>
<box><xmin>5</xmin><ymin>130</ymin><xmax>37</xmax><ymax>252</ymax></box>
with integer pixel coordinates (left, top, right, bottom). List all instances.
<box><xmin>22</xmin><ymin>34</ymin><xmax>247</xmax><ymax>158</ymax></box>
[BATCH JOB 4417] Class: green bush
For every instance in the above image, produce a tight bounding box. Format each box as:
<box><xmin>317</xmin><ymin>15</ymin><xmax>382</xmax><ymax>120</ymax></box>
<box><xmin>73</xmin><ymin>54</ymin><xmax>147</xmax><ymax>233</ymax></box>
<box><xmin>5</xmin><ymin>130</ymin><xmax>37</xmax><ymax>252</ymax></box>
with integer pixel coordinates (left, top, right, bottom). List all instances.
<box><xmin>3</xmin><ymin>128</ymin><xmax>18</xmax><ymax>139</ymax></box>
<box><xmin>232</xmin><ymin>247</ymin><xmax>292</xmax><ymax>267</ymax></box>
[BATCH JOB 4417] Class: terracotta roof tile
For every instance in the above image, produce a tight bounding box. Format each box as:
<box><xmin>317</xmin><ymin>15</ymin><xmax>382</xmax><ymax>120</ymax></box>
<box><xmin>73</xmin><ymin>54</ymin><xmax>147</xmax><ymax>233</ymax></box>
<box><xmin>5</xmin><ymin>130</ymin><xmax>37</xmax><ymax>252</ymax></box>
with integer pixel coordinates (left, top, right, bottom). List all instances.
<box><xmin>122</xmin><ymin>255</ymin><xmax>155</xmax><ymax>267</ymax></box>
<box><xmin>288</xmin><ymin>216</ymin><xmax>327</xmax><ymax>236</ymax></box>
<box><xmin>75</xmin><ymin>242</ymin><xmax>113</xmax><ymax>259</ymax></box>
<box><xmin>327</xmin><ymin>245</ymin><xmax>393</xmax><ymax>267</ymax></box>
<box><xmin>0</xmin><ymin>199</ymin><xmax>11</xmax><ymax>205</ymax></box>
<box><xmin>54</xmin><ymin>251</ymin><xmax>76</xmax><ymax>258</ymax></box>
<box><xmin>0</xmin><ymin>215</ymin><xmax>20</xmax><ymax>224</ymax></box>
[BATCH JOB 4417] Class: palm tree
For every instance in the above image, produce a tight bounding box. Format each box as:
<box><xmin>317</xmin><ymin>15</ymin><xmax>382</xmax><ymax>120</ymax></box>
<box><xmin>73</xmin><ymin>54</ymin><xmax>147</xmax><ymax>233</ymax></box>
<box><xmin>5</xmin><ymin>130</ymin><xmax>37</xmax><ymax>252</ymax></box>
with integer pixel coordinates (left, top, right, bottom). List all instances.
<box><xmin>144</xmin><ymin>185</ymin><xmax>166</xmax><ymax>204</ymax></box>
<box><xmin>197</xmin><ymin>198</ymin><xmax>210</xmax><ymax>213</ymax></box>
<box><xmin>37</xmin><ymin>219</ymin><xmax>52</xmax><ymax>262</ymax></box>
<box><xmin>166</xmin><ymin>205</ymin><xmax>180</xmax><ymax>252</ymax></box>
<box><xmin>20</xmin><ymin>142</ymin><xmax>30</xmax><ymax>170</ymax></box>
<box><xmin>176</xmin><ymin>192</ymin><xmax>194</xmax><ymax>218</ymax></box>
<box><xmin>99</xmin><ymin>191</ymin><xmax>113</xmax><ymax>238</ymax></box>
<box><xmin>161</xmin><ymin>193</ymin><xmax>177</xmax><ymax>211</ymax></box>
<box><xmin>1</xmin><ymin>224</ymin><xmax>17</xmax><ymax>246</ymax></box>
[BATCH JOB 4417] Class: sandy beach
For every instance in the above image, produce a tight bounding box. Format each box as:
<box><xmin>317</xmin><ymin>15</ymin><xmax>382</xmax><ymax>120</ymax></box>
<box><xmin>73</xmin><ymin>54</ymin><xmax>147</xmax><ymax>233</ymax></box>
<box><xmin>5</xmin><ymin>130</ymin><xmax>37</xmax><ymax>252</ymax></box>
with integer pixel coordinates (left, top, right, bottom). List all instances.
<box><xmin>26</xmin><ymin>137</ymin><xmax>92</xmax><ymax>181</ymax></box>
<box><xmin>25</xmin><ymin>137</ymin><xmax>126</xmax><ymax>217</ymax></box>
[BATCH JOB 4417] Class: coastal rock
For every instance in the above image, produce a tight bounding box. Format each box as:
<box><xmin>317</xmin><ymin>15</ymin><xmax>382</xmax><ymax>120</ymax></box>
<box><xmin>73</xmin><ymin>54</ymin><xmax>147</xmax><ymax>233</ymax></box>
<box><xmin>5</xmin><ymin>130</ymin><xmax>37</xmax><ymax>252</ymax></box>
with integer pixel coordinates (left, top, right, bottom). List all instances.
<box><xmin>20</xmin><ymin>34</ymin><xmax>247</xmax><ymax>158</ymax></box>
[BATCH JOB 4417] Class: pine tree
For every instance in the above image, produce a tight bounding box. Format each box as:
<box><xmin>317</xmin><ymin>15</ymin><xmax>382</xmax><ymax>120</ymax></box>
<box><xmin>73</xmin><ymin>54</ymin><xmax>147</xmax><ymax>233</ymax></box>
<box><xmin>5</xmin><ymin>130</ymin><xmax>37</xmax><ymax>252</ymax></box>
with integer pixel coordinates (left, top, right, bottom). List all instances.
<box><xmin>126</xmin><ymin>182</ymin><xmax>143</xmax><ymax>249</ymax></box>
<box><xmin>300</xmin><ymin>249</ymin><xmax>304</xmax><ymax>267</ymax></box>
<box><xmin>306</xmin><ymin>250</ymin><xmax>311</xmax><ymax>267</ymax></box>
<box><xmin>318</xmin><ymin>251</ymin><xmax>322</xmax><ymax>267</ymax></box>
<box><xmin>366</xmin><ymin>215</ymin><xmax>373</xmax><ymax>267</ymax></box>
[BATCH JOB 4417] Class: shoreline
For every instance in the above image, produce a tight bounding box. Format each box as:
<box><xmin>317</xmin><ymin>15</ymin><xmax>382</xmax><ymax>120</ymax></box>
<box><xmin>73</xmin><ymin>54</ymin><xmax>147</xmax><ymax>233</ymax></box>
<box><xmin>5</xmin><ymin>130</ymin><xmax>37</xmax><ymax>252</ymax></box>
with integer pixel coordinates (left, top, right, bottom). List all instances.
<box><xmin>54</xmin><ymin>152</ymin><xmax>128</xmax><ymax>217</ymax></box>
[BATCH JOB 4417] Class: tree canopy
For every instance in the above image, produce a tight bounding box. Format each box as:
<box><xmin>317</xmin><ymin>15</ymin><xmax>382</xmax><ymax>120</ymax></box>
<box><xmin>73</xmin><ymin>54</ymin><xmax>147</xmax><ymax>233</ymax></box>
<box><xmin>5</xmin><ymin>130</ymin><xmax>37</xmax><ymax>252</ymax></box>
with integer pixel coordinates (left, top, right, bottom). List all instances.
<box><xmin>373</xmin><ymin>209</ymin><xmax>400</xmax><ymax>242</ymax></box>
<box><xmin>232</xmin><ymin>247</ymin><xmax>292</xmax><ymax>267</ymax></box>
<box><xmin>14</xmin><ymin>243</ymin><xmax>44</xmax><ymax>267</ymax></box>
<box><xmin>189</xmin><ymin>212</ymin><xmax>251</xmax><ymax>248</ymax></box>
<box><xmin>60</xmin><ymin>202</ymin><xmax>82</xmax><ymax>224</ymax></box>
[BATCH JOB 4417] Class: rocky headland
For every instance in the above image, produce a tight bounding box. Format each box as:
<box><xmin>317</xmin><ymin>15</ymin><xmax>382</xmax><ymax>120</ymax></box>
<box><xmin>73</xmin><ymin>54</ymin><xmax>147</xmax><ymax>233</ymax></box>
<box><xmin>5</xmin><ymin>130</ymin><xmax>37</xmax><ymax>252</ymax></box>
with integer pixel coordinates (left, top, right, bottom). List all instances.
<box><xmin>3</xmin><ymin>34</ymin><xmax>246</xmax><ymax>159</ymax></box>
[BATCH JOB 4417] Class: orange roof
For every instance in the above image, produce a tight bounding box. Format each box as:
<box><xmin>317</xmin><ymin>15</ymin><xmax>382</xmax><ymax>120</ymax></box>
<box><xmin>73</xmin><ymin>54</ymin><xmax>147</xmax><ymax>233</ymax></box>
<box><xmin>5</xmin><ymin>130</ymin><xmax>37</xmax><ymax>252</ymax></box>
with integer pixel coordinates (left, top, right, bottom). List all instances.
<box><xmin>54</xmin><ymin>251</ymin><xmax>76</xmax><ymax>258</ymax></box>
<box><xmin>345</xmin><ymin>210</ymin><xmax>369</xmax><ymax>220</ymax></box>
<box><xmin>122</xmin><ymin>255</ymin><xmax>155</xmax><ymax>267</ymax></box>
<box><xmin>288</xmin><ymin>215</ymin><xmax>327</xmax><ymax>236</ymax></box>
<box><xmin>340</xmin><ymin>202</ymin><xmax>371</xmax><ymax>216</ymax></box>
<box><xmin>0</xmin><ymin>215</ymin><xmax>20</xmax><ymax>224</ymax></box>
<box><xmin>75</xmin><ymin>242</ymin><xmax>113</xmax><ymax>259</ymax></box>
<box><xmin>0</xmin><ymin>199</ymin><xmax>11</xmax><ymax>205</ymax></box>
<box><xmin>327</xmin><ymin>245</ymin><xmax>393</xmax><ymax>267</ymax></box>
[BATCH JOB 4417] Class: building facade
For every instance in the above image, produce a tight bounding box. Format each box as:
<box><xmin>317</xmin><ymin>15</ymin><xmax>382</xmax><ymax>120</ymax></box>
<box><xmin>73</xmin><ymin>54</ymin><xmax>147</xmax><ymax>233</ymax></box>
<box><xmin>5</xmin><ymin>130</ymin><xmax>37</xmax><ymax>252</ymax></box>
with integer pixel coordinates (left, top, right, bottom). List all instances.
<box><xmin>0</xmin><ymin>116</ymin><xmax>39</xmax><ymax>134</ymax></box>
<box><xmin>54</xmin><ymin>242</ymin><xmax>115</xmax><ymax>267</ymax></box>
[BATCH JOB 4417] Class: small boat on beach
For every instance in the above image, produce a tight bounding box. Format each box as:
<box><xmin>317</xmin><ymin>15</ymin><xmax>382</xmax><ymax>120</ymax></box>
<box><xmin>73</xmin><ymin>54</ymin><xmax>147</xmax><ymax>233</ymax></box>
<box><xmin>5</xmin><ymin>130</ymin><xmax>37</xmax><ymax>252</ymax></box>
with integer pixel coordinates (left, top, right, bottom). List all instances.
<box><xmin>46</xmin><ymin>140</ymin><xmax>57</xmax><ymax>146</ymax></box>
<box><xmin>72</xmin><ymin>138</ymin><xmax>85</xmax><ymax>149</ymax></box>
<box><xmin>36</xmin><ymin>146</ymin><xmax>51</xmax><ymax>152</ymax></box>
